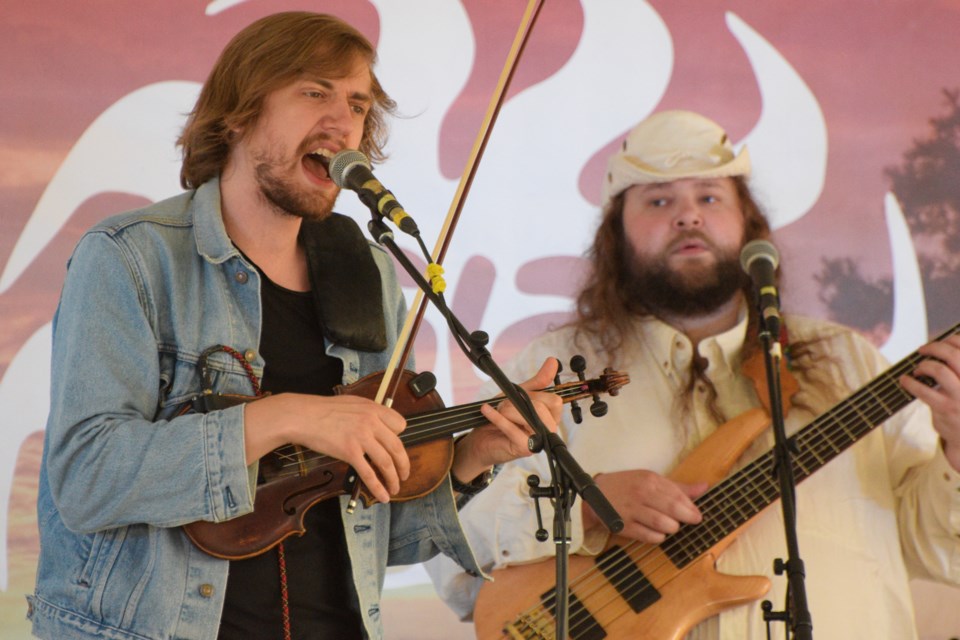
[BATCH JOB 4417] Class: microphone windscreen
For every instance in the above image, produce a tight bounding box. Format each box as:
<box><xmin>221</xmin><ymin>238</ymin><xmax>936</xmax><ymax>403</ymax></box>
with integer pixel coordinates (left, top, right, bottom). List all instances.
<box><xmin>740</xmin><ymin>239</ymin><xmax>780</xmax><ymax>273</ymax></box>
<box><xmin>328</xmin><ymin>149</ymin><xmax>370</xmax><ymax>188</ymax></box>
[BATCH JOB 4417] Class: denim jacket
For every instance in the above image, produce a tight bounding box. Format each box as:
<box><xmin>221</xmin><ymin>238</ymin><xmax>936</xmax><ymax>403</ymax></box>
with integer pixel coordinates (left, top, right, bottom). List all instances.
<box><xmin>28</xmin><ymin>179</ymin><xmax>482</xmax><ymax>640</ymax></box>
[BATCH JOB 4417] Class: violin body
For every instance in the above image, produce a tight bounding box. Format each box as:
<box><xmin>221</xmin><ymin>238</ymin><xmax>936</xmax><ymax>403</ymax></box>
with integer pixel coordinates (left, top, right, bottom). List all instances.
<box><xmin>183</xmin><ymin>370</ymin><xmax>454</xmax><ymax>560</ymax></box>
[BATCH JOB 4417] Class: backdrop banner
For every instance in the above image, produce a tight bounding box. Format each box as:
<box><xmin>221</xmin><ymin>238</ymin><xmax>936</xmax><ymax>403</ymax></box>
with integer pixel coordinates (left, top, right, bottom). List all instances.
<box><xmin>2</xmin><ymin>1</ymin><xmax>959</xmax><ymax>638</ymax></box>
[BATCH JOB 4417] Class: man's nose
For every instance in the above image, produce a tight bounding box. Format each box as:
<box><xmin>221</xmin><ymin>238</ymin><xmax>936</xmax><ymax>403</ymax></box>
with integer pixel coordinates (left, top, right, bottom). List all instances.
<box><xmin>672</xmin><ymin>197</ymin><xmax>703</xmax><ymax>228</ymax></box>
<box><xmin>320</xmin><ymin>98</ymin><xmax>356</xmax><ymax>138</ymax></box>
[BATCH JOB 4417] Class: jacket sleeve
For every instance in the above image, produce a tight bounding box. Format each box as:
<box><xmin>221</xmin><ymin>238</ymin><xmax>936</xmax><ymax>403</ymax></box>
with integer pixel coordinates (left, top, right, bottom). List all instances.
<box><xmin>44</xmin><ymin>231</ymin><xmax>253</xmax><ymax>534</ymax></box>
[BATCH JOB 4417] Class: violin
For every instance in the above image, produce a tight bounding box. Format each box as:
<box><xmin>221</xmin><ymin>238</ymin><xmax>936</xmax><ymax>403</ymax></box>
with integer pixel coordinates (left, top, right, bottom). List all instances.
<box><xmin>183</xmin><ymin>366</ymin><xmax>629</xmax><ymax>560</ymax></box>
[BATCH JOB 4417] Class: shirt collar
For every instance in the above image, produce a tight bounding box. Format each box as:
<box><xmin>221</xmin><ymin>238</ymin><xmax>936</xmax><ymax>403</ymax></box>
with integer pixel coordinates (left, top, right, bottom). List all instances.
<box><xmin>636</xmin><ymin>303</ymin><xmax>749</xmax><ymax>379</ymax></box>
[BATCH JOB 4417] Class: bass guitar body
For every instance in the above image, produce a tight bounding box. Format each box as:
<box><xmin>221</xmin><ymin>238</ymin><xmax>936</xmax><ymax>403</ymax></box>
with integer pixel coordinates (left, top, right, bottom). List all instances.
<box><xmin>475</xmin><ymin>407</ymin><xmax>772</xmax><ymax>640</ymax></box>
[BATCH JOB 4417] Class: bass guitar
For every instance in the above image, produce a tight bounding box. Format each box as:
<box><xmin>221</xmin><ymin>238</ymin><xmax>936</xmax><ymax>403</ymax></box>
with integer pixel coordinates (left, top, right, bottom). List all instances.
<box><xmin>475</xmin><ymin>324</ymin><xmax>955</xmax><ymax>639</ymax></box>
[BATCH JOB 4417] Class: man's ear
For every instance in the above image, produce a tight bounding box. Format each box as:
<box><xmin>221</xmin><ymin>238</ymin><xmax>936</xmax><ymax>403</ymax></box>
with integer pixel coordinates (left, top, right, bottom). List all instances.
<box><xmin>224</xmin><ymin>115</ymin><xmax>245</xmax><ymax>139</ymax></box>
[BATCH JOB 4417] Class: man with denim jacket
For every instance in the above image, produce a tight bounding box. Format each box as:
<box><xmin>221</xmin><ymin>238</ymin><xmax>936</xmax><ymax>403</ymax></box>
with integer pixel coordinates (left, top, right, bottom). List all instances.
<box><xmin>28</xmin><ymin>12</ymin><xmax>560</xmax><ymax>640</ymax></box>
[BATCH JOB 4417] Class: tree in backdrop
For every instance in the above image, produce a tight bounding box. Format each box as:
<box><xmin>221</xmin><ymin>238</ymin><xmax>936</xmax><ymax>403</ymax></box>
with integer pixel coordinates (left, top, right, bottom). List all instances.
<box><xmin>886</xmin><ymin>89</ymin><xmax>960</xmax><ymax>336</ymax></box>
<box><xmin>817</xmin><ymin>89</ymin><xmax>960</xmax><ymax>338</ymax></box>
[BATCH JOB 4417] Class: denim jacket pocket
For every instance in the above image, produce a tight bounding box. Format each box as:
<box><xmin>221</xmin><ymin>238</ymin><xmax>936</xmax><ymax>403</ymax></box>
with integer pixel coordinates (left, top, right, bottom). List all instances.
<box><xmin>76</xmin><ymin>527</ymin><xmax>126</xmax><ymax>618</ymax></box>
<box><xmin>76</xmin><ymin>525</ymin><xmax>165</xmax><ymax>629</ymax></box>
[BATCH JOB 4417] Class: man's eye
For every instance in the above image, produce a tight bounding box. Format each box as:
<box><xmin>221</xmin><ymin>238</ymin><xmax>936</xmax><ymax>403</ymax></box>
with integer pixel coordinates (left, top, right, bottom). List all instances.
<box><xmin>650</xmin><ymin>198</ymin><xmax>668</xmax><ymax>207</ymax></box>
<box><xmin>305</xmin><ymin>90</ymin><xmax>324</xmax><ymax>99</ymax></box>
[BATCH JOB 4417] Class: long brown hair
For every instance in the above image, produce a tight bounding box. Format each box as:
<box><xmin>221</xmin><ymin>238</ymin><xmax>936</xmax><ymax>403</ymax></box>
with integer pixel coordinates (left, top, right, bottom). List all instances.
<box><xmin>572</xmin><ymin>176</ymin><xmax>773</xmax><ymax>358</ymax></box>
<box><xmin>178</xmin><ymin>12</ymin><xmax>396</xmax><ymax>189</ymax></box>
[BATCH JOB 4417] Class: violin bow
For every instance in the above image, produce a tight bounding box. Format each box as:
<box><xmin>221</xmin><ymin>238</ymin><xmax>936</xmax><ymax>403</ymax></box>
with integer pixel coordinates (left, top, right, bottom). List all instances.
<box><xmin>374</xmin><ymin>0</ymin><xmax>547</xmax><ymax>406</ymax></box>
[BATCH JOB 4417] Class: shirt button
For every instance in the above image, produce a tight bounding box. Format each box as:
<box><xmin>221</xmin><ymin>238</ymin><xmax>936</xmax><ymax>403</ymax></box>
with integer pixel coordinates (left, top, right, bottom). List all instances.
<box><xmin>199</xmin><ymin>583</ymin><xmax>215</xmax><ymax>598</ymax></box>
<box><xmin>235</xmin><ymin>271</ymin><xmax>249</xmax><ymax>284</ymax></box>
<box><xmin>244</xmin><ymin>349</ymin><xmax>257</xmax><ymax>362</ymax></box>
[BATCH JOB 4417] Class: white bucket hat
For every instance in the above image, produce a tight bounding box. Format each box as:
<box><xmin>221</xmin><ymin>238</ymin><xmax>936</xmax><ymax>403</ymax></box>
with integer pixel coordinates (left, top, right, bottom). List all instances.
<box><xmin>600</xmin><ymin>110</ymin><xmax>751</xmax><ymax>210</ymax></box>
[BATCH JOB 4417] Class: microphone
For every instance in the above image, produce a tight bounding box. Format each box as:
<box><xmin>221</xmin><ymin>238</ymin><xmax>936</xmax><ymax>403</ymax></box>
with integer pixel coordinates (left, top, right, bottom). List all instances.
<box><xmin>328</xmin><ymin>149</ymin><xmax>420</xmax><ymax>236</ymax></box>
<box><xmin>740</xmin><ymin>239</ymin><xmax>781</xmax><ymax>339</ymax></box>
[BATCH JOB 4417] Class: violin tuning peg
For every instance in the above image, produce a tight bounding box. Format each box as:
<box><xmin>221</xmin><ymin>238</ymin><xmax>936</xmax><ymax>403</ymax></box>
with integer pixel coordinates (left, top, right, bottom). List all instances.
<box><xmin>589</xmin><ymin>399</ymin><xmax>608</xmax><ymax>418</ymax></box>
<box><xmin>570</xmin><ymin>355</ymin><xmax>586</xmax><ymax>375</ymax></box>
<box><xmin>571</xmin><ymin>402</ymin><xmax>583</xmax><ymax>424</ymax></box>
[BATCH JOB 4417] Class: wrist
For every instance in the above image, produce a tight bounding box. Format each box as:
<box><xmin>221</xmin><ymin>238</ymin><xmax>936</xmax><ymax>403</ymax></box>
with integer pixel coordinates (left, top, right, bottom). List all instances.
<box><xmin>451</xmin><ymin>434</ymin><xmax>493</xmax><ymax>491</ymax></box>
<box><xmin>942</xmin><ymin>437</ymin><xmax>960</xmax><ymax>473</ymax></box>
<box><xmin>450</xmin><ymin>467</ymin><xmax>494</xmax><ymax>496</ymax></box>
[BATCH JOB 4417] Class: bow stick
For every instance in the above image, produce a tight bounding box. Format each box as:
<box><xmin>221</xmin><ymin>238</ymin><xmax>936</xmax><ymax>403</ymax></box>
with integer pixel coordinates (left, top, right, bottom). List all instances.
<box><xmin>374</xmin><ymin>0</ymin><xmax>547</xmax><ymax>406</ymax></box>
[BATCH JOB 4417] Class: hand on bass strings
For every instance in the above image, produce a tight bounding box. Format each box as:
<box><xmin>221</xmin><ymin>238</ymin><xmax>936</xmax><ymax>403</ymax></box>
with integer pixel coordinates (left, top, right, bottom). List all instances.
<box><xmin>583</xmin><ymin>469</ymin><xmax>707</xmax><ymax>544</ymax></box>
<box><xmin>243</xmin><ymin>393</ymin><xmax>408</xmax><ymax>505</ymax></box>
<box><xmin>451</xmin><ymin>358</ymin><xmax>563</xmax><ymax>485</ymax></box>
<box><xmin>900</xmin><ymin>334</ymin><xmax>960</xmax><ymax>472</ymax></box>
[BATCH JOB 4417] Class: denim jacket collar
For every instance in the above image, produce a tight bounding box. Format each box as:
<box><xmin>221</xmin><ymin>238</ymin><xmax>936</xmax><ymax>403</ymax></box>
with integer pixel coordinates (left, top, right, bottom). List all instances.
<box><xmin>192</xmin><ymin>178</ymin><xmax>241</xmax><ymax>265</ymax></box>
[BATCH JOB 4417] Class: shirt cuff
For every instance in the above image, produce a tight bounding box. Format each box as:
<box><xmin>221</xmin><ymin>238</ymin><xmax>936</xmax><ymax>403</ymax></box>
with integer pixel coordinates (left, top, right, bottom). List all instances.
<box><xmin>933</xmin><ymin>439</ymin><xmax>960</xmax><ymax>526</ymax></box>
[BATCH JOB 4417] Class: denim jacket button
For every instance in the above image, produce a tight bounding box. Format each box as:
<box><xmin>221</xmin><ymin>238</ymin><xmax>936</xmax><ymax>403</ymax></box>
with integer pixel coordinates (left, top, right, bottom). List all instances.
<box><xmin>198</xmin><ymin>583</ymin><xmax>215</xmax><ymax>598</ymax></box>
<box><xmin>235</xmin><ymin>270</ymin><xmax>249</xmax><ymax>284</ymax></box>
<box><xmin>244</xmin><ymin>349</ymin><xmax>257</xmax><ymax>362</ymax></box>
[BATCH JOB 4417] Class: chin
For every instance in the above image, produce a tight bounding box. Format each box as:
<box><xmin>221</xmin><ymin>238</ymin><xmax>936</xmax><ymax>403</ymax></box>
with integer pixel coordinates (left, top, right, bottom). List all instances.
<box><xmin>301</xmin><ymin>208</ymin><xmax>334</xmax><ymax>222</ymax></box>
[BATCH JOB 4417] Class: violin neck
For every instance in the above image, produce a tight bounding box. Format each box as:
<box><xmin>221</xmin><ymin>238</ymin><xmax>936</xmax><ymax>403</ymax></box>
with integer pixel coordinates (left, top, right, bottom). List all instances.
<box><xmin>399</xmin><ymin>378</ymin><xmax>611</xmax><ymax>446</ymax></box>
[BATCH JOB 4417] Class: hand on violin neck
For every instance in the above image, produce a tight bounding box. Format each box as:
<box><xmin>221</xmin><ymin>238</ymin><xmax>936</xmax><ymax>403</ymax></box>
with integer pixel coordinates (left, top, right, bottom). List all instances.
<box><xmin>452</xmin><ymin>358</ymin><xmax>562</xmax><ymax>482</ymax></box>
<box><xmin>244</xmin><ymin>392</ymin><xmax>409</xmax><ymax>504</ymax></box>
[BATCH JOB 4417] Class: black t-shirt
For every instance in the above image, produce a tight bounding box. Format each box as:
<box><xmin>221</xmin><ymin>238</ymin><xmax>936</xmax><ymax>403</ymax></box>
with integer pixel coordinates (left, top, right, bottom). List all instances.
<box><xmin>217</xmin><ymin>271</ymin><xmax>364</xmax><ymax>640</ymax></box>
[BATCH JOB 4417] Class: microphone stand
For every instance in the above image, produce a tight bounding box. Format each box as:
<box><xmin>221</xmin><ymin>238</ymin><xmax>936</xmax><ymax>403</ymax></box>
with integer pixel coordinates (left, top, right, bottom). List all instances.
<box><xmin>366</xmin><ymin>218</ymin><xmax>624</xmax><ymax>639</ymax></box>
<box><xmin>758</xmin><ymin>327</ymin><xmax>814</xmax><ymax>640</ymax></box>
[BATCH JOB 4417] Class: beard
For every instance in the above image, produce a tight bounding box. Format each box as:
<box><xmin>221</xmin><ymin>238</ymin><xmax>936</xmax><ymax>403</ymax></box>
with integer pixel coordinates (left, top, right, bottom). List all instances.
<box><xmin>253</xmin><ymin>146</ymin><xmax>337</xmax><ymax>223</ymax></box>
<box><xmin>623</xmin><ymin>234</ymin><xmax>749</xmax><ymax>318</ymax></box>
